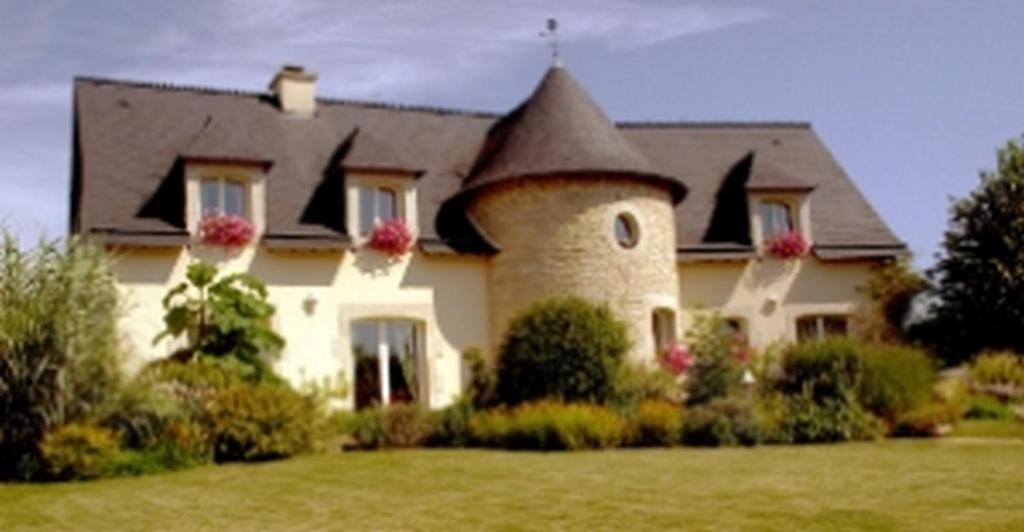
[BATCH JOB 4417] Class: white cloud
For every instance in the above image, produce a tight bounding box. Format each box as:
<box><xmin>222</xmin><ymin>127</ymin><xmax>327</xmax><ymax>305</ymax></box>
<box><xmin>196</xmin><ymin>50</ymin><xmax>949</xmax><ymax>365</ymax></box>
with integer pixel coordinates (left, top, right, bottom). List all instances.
<box><xmin>103</xmin><ymin>0</ymin><xmax>770</xmax><ymax>98</ymax></box>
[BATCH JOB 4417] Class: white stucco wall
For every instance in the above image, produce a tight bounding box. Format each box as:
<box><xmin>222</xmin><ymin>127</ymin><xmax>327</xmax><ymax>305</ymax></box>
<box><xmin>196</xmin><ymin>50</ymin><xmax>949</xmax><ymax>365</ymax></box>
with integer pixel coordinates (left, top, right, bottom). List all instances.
<box><xmin>678</xmin><ymin>257</ymin><xmax>876</xmax><ymax>348</ymax></box>
<box><xmin>110</xmin><ymin>246</ymin><xmax>491</xmax><ymax>409</ymax></box>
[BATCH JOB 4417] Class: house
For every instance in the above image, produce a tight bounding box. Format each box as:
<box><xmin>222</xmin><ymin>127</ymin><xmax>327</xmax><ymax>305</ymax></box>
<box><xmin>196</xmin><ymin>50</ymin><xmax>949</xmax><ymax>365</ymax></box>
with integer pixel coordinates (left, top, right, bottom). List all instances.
<box><xmin>70</xmin><ymin>64</ymin><xmax>906</xmax><ymax>409</ymax></box>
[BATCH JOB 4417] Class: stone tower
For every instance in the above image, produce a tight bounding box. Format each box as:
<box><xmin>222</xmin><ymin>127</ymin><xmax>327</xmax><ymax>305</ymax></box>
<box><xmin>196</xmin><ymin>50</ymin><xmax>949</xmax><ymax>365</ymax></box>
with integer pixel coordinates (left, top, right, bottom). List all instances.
<box><xmin>459</xmin><ymin>65</ymin><xmax>687</xmax><ymax>362</ymax></box>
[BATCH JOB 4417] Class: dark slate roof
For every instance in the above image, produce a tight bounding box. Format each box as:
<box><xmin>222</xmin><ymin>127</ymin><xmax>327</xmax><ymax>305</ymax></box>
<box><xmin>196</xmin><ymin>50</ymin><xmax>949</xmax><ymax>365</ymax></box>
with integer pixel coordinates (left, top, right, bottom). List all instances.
<box><xmin>338</xmin><ymin>127</ymin><xmax>422</xmax><ymax>174</ymax></box>
<box><xmin>71</xmin><ymin>69</ymin><xmax>906</xmax><ymax>260</ymax></box>
<box><xmin>463</xmin><ymin>66</ymin><xmax>685</xmax><ymax>201</ymax></box>
<box><xmin>745</xmin><ymin>153</ymin><xmax>815</xmax><ymax>192</ymax></box>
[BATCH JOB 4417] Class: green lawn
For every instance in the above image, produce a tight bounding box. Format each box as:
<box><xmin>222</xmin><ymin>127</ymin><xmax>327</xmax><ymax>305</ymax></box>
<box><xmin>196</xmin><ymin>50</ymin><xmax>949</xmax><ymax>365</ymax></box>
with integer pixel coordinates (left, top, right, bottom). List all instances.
<box><xmin>2</xmin><ymin>440</ymin><xmax>1023</xmax><ymax>531</ymax></box>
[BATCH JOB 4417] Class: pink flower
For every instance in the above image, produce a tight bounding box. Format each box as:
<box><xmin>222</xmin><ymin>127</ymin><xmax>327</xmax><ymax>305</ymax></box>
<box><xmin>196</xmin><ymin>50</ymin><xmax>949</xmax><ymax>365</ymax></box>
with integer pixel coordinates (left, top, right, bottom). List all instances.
<box><xmin>367</xmin><ymin>218</ymin><xmax>415</xmax><ymax>257</ymax></box>
<box><xmin>198</xmin><ymin>212</ymin><xmax>254</xmax><ymax>247</ymax></box>
<box><xmin>662</xmin><ymin>343</ymin><xmax>693</xmax><ymax>376</ymax></box>
<box><xmin>765</xmin><ymin>230</ymin><xmax>808</xmax><ymax>259</ymax></box>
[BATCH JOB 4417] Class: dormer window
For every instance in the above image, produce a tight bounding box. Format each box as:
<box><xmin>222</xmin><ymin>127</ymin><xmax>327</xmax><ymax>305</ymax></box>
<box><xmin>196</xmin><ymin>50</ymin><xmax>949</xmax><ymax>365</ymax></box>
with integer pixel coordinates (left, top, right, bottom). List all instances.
<box><xmin>358</xmin><ymin>186</ymin><xmax>399</xmax><ymax>236</ymax></box>
<box><xmin>759</xmin><ymin>201</ymin><xmax>793</xmax><ymax>240</ymax></box>
<box><xmin>201</xmin><ymin>177</ymin><xmax>247</xmax><ymax>218</ymax></box>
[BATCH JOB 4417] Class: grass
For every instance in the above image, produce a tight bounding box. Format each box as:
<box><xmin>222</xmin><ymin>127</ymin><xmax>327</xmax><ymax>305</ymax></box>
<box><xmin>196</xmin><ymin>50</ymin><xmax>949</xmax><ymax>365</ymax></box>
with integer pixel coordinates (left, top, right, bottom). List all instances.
<box><xmin>2</xmin><ymin>441</ymin><xmax>1024</xmax><ymax>531</ymax></box>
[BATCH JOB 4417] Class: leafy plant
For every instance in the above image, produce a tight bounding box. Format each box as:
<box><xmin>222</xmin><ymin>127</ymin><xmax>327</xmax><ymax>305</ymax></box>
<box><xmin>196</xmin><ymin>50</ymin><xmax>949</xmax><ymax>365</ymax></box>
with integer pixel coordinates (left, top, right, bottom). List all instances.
<box><xmin>964</xmin><ymin>395</ymin><xmax>1014</xmax><ymax>420</ymax></box>
<box><xmin>154</xmin><ymin>261</ymin><xmax>284</xmax><ymax>374</ymax></box>
<box><xmin>0</xmin><ymin>234</ymin><xmax>122</xmax><ymax>480</ymax></box>
<box><xmin>496</xmin><ymin>297</ymin><xmax>630</xmax><ymax>406</ymax></box>
<box><xmin>684</xmin><ymin>311</ymin><xmax>745</xmax><ymax>406</ymax></box>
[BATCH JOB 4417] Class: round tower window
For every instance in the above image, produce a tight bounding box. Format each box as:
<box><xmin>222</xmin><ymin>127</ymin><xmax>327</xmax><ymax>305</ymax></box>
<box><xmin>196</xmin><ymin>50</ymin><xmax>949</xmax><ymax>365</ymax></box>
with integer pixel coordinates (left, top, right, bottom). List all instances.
<box><xmin>614</xmin><ymin>213</ymin><xmax>639</xmax><ymax>249</ymax></box>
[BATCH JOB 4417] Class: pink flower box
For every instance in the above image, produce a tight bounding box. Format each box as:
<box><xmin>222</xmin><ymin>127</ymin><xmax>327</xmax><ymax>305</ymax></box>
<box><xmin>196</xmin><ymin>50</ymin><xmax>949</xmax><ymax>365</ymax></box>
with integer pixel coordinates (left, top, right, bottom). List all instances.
<box><xmin>765</xmin><ymin>230</ymin><xmax>808</xmax><ymax>259</ymax></box>
<box><xmin>662</xmin><ymin>342</ymin><xmax>694</xmax><ymax>376</ymax></box>
<box><xmin>198</xmin><ymin>212</ymin><xmax>254</xmax><ymax>247</ymax></box>
<box><xmin>367</xmin><ymin>218</ymin><xmax>415</xmax><ymax>257</ymax></box>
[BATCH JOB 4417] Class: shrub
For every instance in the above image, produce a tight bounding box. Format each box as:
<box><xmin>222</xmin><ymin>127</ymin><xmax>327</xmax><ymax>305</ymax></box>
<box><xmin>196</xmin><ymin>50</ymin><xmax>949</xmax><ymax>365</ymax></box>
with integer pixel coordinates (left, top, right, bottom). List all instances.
<box><xmin>781</xmin><ymin>387</ymin><xmax>884</xmax><ymax>443</ymax></box>
<box><xmin>682</xmin><ymin>394</ymin><xmax>763</xmax><ymax>447</ymax></box>
<box><xmin>626</xmin><ymin>401</ymin><xmax>683</xmax><ymax>447</ymax></box>
<box><xmin>40</xmin><ymin>423</ymin><xmax>122</xmax><ymax>481</ymax></box>
<box><xmin>98</xmin><ymin>382</ymin><xmax>188</xmax><ymax>450</ymax></box>
<box><xmin>894</xmin><ymin>402</ymin><xmax>961</xmax><ymax>437</ymax></box>
<box><xmin>857</xmin><ymin>344</ymin><xmax>936</xmax><ymax>424</ymax></box>
<box><xmin>779</xmin><ymin>338</ymin><xmax>864</xmax><ymax>401</ymax></box>
<box><xmin>0</xmin><ymin>235</ymin><xmax>122</xmax><ymax>480</ymax></box>
<box><xmin>969</xmin><ymin>351</ymin><xmax>1024</xmax><ymax>400</ymax></box>
<box><xmin>205</xmin><ymin>383</ymin><xmax>319</xmax><ymax>462</ymax></box>
<box><xmin>684</xmin><ymin>312</ymin><xmax>745</xmax><ymax>406</ymax></box>
<box><xmin>470</xmin><ymin>401</ymin><xmax>625</xmax><ymax>450</ymax></box>
<box><xmin>611</xmin><ymin>363</ymin><xmax>680</xmax><ymax>413</ymax></box>
<box><xmin>427</xmin><ymin>399</ymin><xmax>475</xmax><ymax>447</ymax></box>
<box><xmin>964</xmin><ymin>395</ymin><xmax>1014</xmax><ymax>420</ymax></box>
<box><xmin>496</xmin><ymin>297</ymin><xmax>629</xmax><ymax>405</ymax></box>
<box><xmin>346</xmin><ymin>403</ymin><xmax>434</xmax><ymax>449</ymax></box>
<box><xmin>462</xmin><ymin>347</ymin><xmax>496</xmax><ymax>409</ymax></box>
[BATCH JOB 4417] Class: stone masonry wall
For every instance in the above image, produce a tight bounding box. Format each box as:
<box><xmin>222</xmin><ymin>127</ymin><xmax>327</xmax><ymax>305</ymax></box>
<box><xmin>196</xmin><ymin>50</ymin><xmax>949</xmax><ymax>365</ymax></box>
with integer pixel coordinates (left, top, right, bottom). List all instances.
<box><xmin>467</xmin><ymin>175</ymin><xmax>680</xmax><ymax>362</ymax></box>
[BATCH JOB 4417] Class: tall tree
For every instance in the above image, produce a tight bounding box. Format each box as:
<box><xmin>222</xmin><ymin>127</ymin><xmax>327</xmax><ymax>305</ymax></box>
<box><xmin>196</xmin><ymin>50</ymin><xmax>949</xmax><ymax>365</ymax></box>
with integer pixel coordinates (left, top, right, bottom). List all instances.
<box><xmin>926</xmin><ymin>136</ymin><xmax>1024</xmax><ymax>364</ymax></box>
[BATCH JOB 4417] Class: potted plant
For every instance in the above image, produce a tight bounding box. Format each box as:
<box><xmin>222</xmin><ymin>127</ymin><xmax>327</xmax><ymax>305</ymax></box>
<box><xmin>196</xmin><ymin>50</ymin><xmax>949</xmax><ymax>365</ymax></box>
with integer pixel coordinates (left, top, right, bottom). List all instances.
<box><xmin>197</xmin><ymin>212</ymin><xmax>254</xmax><ymax>247</ymax></box>
<box><xmin>765</xmin><ymin>230</ymin><xmax>808</xmax><ymax>259</ymax></box>
<box><xmin>367</xmin><ymin>218</ymin><xmax>415</xmax><ymax>257</ymax></box>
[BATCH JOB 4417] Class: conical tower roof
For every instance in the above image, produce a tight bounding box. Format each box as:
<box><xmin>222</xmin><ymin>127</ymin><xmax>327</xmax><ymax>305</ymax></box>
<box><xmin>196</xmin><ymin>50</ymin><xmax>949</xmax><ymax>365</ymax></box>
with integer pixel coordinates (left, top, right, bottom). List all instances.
<box><xmin>463</xmin><ymin>66</ymin><xmax>685</xmax><ymax>201</ymax></box>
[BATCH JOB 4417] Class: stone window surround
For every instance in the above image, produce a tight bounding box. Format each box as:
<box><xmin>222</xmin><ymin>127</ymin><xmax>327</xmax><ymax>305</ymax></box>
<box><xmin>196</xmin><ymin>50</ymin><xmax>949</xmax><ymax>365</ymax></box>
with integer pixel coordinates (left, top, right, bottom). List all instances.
<box><xmin>337</xmin><ymin>303</ymin><xmax>442</xmax><ymax>408</ymax></box>
<box><xmin>605</xmin><ymin>202</ymin><xmax>645</xmax><ymax>252</ymax></box>
<box><xmin>747</xmin><ymin>192</ymin><xmax>813</xmax><ymax>251</ymax></box>
<box><xmin>345</xmin><ymin>172</ymin><xmax>418</xmax><ymax>246</ymax></box>
<box><xmin>185</xmin><ymin>162</ymin><xmax>267</xmax><ymax>237</ymax></box>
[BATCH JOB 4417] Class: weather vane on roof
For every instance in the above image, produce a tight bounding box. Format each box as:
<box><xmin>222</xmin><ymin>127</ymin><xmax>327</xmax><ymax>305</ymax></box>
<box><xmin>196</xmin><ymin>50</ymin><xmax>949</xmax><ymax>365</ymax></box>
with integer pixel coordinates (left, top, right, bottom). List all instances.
<box><xmin>540</xmin><ymin>18</ymin><xmax>561</xmax><ymax>66</ymax></box>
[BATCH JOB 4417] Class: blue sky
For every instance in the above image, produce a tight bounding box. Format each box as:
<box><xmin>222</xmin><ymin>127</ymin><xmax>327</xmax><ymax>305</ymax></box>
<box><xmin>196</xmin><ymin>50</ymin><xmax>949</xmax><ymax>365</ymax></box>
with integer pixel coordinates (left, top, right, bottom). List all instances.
<box><xmin>1</xmin><ymin>0</ymin><xmax>1022</xmax><ymax>268</ymax></box>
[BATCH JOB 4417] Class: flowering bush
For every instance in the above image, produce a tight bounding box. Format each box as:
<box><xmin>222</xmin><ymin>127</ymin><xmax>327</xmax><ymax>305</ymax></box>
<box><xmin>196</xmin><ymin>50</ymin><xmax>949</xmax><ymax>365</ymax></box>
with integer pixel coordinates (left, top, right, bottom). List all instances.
<box><xmin>662</xmin><ymin>343</ymin><xmax>693</xmax><ymax>376</ymax></box>
<box><xmin>367</xmin><ymin>218</ymin><xmax>415</xmax><ymax>257</ymax></box>
<box><xmin>765</xmin><ymin>230</ymin><xmax>808</xmax><ymax>259</ymax></box>
<box><xmin>198</xmin><ymin>213</ymin><xmax>254</xmax><ymax>247</ymax></box>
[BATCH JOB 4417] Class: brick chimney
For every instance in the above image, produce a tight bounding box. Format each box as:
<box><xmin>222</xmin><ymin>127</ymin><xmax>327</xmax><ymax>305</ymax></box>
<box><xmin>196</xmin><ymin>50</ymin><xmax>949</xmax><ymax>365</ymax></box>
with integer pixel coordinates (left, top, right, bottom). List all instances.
<box><xmin>269</xmin><ymin>65</ymin><xmax>317</xmax><ymax>116</ymax></box>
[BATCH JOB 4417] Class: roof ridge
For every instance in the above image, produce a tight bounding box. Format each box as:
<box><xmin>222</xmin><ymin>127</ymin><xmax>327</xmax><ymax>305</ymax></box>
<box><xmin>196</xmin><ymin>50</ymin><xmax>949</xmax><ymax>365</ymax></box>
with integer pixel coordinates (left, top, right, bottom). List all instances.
<box><xmin>73</xmin><ymin>76</ymin><xmax>500</xmax><ymax>119</ymax></box>
<box><xmin>617</xmin><ymin>120</ymin><xmax>811</xmax><ymax>129</ymax></box>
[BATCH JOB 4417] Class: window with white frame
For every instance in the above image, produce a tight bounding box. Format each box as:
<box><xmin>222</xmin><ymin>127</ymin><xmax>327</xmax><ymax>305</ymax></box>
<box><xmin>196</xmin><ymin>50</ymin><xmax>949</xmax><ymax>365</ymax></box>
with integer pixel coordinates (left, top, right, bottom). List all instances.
<box><xmin>358</xmin><ymin>186</ymin><xmax>400</xmax><ymax>236</ymax></box>
<box><xmin>759</xmin><ymin>201</ymin><xmax>793</xmax><ymax>240</ymax></box>
<box><xmin>351</xmin><ymin>319</ymin><xmax>423</xmax><ymax>409</ymax></box>
<box><xmin>796</xmin><ymin>315</ymin><xmax>848</xmax><ymax>342</ymax></box>
<box><xmin>200</xmin><ymin>177</ymin><xmax>247</xmax><ymax>218</ymax></box>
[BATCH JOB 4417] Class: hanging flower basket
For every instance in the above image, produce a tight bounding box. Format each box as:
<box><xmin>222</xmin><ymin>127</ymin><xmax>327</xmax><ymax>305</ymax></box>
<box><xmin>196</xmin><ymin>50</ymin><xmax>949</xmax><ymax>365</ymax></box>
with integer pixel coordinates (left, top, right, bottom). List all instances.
<box><xmin>662</xmin><ymin>342</ymin><xmax>694</xmax><ymax>376</ymax></box>
<box><xmin>367</xmin><ymin>218</ymin><xmax>415</xmax><ymax>257</ymax></box>
<box><xmin>765</xmin><ymin>230</ymin><xmax>808</xmax><ymax>259</ymax></box>
<box><xmin>198</xmin><ymin>212</ymin><xmax>254</xmax><ymax>247</ymax></box>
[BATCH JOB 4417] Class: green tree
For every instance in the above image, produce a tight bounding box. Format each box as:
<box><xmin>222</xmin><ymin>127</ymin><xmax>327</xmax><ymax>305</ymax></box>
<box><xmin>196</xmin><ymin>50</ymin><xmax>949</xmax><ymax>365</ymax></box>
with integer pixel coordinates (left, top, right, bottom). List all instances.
<box><xmin>926</xmin><ymin>136</ymin><xmax>1024</xmax><ymax>364</ymax></box>
<box><xmin>155</xmin><ymin>262</ymin><xmax>284</xmax><ymax>375</ymax></box>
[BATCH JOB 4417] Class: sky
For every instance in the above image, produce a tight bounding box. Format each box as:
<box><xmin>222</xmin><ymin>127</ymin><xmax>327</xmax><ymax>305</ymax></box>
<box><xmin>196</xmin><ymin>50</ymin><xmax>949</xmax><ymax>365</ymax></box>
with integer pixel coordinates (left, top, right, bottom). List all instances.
<box><xmin>1</xmin><ymin>0</ymin><xmax>1022</xmax><ymax>268</ymax></box>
